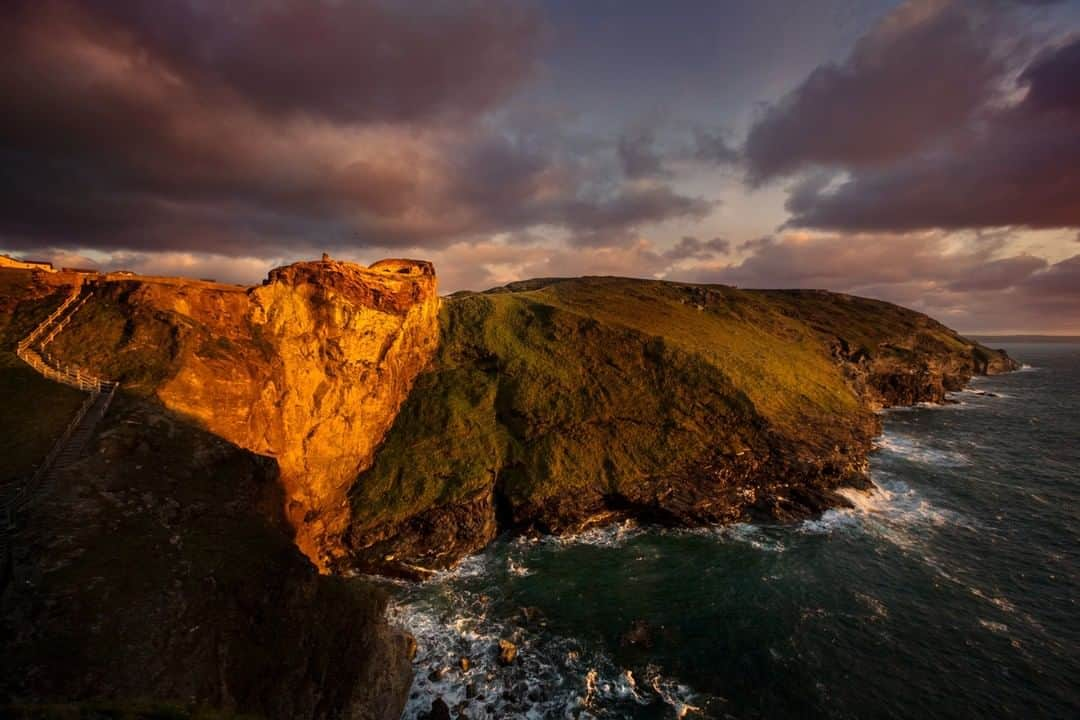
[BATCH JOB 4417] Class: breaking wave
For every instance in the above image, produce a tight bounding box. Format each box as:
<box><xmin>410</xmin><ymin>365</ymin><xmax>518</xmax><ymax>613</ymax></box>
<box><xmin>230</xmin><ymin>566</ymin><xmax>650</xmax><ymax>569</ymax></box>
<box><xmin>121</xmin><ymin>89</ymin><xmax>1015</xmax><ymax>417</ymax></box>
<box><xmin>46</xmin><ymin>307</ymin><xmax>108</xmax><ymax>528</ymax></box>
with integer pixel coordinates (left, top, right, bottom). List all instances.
<box><xmin>874</xmin><ymin>433</ymin><xmax>972</xmax><ymax>466</ymax></box>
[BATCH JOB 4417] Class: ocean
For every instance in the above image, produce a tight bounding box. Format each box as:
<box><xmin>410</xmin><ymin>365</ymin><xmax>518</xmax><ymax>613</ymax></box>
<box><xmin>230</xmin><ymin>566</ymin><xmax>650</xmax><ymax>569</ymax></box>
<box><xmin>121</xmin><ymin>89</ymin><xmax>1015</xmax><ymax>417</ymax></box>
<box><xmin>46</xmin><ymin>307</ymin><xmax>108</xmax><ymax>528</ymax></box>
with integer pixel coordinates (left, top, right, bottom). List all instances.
<box><xmin>380</xmin><ymin>343</ymin><xmax>1080</xmax><ymax>719</ymax></box>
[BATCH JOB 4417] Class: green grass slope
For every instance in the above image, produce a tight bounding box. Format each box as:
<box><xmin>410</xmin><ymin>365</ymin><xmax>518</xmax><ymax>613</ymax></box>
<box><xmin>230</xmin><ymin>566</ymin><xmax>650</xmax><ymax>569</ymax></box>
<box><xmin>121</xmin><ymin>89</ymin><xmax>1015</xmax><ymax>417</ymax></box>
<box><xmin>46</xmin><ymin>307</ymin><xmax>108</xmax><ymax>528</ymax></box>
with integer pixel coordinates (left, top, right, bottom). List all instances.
<box><xmin>346</xmin><ymin>276</ymin><xmax>1012</xmax><ymax>574</ymax></box>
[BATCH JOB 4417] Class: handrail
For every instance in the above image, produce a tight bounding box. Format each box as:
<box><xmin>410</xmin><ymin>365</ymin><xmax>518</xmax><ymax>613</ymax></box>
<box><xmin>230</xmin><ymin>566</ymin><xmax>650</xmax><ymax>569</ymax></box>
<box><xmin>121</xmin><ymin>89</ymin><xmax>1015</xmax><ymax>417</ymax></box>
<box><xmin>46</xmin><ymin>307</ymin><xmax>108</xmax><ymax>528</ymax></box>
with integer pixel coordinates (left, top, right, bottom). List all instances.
<box><xmin>36</xmin><ymin>295</ymin><xmax>89</xmax><ymax>349</ymax></box>
<box><xmin>14</xmin><ymin>286</ymin><xmax>116</xmax><ymax>393</ymax></box>
<box><xmin>25</xmin><ymin>392</ymin><xmax>96</xmax><ymax>489</ymax></box>
<box><xmin>3</xmin><ymin>286</ymin><xmax>121</xmax><ymax>518</ymax></box>
<box><xmin>0</xmin><ymin>392</ymin><xmax>95</xmax><ymax>521</ymax></box>
<box><xmin>16</xmin><ymin>288</ymin><xmax>80</xmax><ymax>351</ymax></box>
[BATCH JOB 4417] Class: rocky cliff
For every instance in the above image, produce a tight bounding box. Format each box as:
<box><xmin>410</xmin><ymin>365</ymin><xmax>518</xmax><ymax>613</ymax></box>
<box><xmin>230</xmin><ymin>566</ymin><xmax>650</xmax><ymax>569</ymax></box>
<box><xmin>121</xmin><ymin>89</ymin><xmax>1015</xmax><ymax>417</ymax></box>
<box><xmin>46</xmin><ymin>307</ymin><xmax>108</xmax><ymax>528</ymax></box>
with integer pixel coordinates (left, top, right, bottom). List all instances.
<box><xmin>340</xmin><ymin>277</ymin><xmax>1017</xmax><ymax>578</ymax></box>
<box><xmin>2</xmin><ymin>265</ymin><xmax>1019</xmax><ymax>717</ymax></box>
<box><xmin>31</xmin><ymin>269</ymin><xmax>1017</xmax><ymax>582</ymax></box>
<box><xmin>0</xmin><ymin>266</ymin><xmax>430</xmax><ymax>719</ymax></box>
<box><xmin>46</xmin><ymin>259</ymin><xmax>440</xmax><ymax>567</ymax></box>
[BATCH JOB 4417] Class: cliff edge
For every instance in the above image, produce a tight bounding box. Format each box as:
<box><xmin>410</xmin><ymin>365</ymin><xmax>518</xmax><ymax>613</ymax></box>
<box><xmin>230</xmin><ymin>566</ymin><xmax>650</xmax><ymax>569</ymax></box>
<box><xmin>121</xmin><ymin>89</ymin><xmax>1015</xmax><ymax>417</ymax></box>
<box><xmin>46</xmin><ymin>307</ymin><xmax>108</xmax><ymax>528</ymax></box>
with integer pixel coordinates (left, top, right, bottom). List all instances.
<box><xmin>44</xmin><ymin>258</ymin><xmax>440</xmax><ymax>568</ymax></box>
<box><xmin>0</xmin><ymin>266</ymin><xmax>422</xmax><ymax>719</ymax></box>
<box><xmin>340</xmin><ymin>277</ymin><xmax>1017</xmax><ymax>578</ymax></box>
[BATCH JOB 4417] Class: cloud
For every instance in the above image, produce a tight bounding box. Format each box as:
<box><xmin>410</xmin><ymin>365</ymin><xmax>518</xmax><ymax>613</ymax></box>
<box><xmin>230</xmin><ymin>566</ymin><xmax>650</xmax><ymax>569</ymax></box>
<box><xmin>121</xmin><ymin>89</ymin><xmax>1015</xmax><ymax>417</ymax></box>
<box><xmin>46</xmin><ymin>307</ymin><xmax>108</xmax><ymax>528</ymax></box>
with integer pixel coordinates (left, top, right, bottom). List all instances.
<box><xmin>945</xmin><ymin>254</ymin><xmax>1048</xmax><ymax>291</ymax></box>
<box><xmin>562</xmin><ymin>185</ymin><xmax>712</xmax><ymax>241</ymax></box>
<box><xmin>744</xmin><ymin>0</ymin><xmax>1013</xmax><ymax>185</ymax></box>
<box><xmin>0</xmin><ymin>0</ymin><xmax>707</xmax><ymax>258</ymax></box>
<box><xmin>693</xmin><ymin>129</ymin><xmax>740</xmax><ymax>166</ymax></box>
<box><xmin>738</xmin><ymin>0</ymin><xmax>1079</xmax><ymax>234</ymax></box>
<box><xmin>785</xmin><ymin>34</ymin><xmax>1080</xmax><ymax>232</ymax></box>
<box><xmin>88</xmin><ymin>0</ymin><xmax>542</xmax><ymax>124</ymax></box>
<box><xmin>663</xmin><ymin>236</ymin><xmax>730</xmax><ymax>261</ymax></box>
<box><xmin>617</xmin><ymin>129</ymin><xmax>671</xmax><ymax>179</ymax></box>
<box><xmin>1020</xmin><ymin>252</ymin><xmax>1080</xmax><ymax>296</ymax></box>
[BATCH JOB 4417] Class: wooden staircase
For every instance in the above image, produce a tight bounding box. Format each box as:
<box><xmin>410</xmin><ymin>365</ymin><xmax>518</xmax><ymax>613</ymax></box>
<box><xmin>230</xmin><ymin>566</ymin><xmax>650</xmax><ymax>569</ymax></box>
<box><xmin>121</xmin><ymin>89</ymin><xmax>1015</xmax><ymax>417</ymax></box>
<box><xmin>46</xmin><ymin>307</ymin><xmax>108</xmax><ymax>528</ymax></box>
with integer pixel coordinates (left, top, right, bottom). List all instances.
<box><xmin>1</xmin><ymin>285</ymin><xmax>119</xmax><ymax>580</ymax></box>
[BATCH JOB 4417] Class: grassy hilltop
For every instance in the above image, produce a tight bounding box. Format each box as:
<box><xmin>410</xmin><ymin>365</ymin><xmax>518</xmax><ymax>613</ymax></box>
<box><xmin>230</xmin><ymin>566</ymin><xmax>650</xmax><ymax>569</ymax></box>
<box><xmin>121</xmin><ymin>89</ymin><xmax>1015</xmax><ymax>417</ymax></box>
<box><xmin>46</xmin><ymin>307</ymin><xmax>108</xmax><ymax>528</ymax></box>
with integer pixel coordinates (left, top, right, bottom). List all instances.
<box><xmin>343</xmin><ymin>276</ymin><xmax>1014</xmax><ymax>576</ymax></box>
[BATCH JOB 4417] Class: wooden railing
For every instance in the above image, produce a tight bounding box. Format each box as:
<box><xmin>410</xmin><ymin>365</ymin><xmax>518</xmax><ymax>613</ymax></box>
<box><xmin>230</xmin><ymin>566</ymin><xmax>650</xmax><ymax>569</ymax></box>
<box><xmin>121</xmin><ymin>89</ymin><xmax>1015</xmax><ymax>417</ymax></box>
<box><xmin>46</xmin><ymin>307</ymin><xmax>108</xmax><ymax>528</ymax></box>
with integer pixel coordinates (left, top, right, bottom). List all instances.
<box><xmin>3</xmin><ymin>287</ymin><xmax>120</xmax><ymax>527</ymax></box>
<box><xmin>15</xmin><ymin>286</ymin><xmax>117</xmax><ymax>393</ymax></box>
<box><xmin>35</xmin><ymin>294</ymin><xmax>89</xmax><ymax>349</ymax></box>
<box><xmin>16</xmin><ymin>287</ymin><xmax>80</xmax><ymax>350</ymax></box>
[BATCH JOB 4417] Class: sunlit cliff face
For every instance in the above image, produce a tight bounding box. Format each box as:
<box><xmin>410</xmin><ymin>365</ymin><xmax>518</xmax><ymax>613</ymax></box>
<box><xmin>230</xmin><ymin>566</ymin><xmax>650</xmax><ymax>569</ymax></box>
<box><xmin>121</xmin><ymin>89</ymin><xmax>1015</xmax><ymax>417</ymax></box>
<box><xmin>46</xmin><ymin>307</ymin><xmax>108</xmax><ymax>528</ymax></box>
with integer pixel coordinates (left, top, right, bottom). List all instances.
<box><xmin>156</xmin><ymin>259</ymin><xmax>440</xmax><ymax>567</ymax></box>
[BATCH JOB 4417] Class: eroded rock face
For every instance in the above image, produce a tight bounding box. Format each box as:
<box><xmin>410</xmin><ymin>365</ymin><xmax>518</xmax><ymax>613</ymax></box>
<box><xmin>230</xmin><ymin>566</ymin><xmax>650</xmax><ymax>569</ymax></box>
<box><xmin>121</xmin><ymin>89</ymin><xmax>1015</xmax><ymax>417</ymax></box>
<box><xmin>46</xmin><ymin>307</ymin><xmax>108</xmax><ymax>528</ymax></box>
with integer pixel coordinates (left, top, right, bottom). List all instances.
<box><xmin>166</xmin><ymin>259</ymin><xmax>439</xmax><ymax>566</ymax></box>
<box><xmin>56</xmin><ymin>259</ymin><xmax>440</xmax><ymax>568</ymax></box>
<box><xmin>247</xmin><ymin>259</ymin><xmax>439</xmax><ymax>566</ymax></box>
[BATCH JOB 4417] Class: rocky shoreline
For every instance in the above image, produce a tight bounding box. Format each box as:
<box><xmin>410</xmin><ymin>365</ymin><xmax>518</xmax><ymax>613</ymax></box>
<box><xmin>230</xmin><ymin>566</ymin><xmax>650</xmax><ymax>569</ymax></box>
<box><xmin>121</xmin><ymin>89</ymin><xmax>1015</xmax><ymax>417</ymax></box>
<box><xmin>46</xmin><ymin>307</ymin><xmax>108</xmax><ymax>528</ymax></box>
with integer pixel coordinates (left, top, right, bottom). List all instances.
<box><xmin>346</xmin><ymin>367</ymin><xmax>1014</xmax><ymax>583</ymax></box>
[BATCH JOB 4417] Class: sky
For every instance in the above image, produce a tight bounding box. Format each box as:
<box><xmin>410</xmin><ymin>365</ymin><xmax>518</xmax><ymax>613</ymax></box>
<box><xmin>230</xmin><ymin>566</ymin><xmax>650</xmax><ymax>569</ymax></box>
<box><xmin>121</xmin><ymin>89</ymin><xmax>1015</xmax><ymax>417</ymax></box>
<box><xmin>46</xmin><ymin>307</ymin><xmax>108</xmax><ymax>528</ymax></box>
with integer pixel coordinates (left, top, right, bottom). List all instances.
<box><xmin>2</xmin><ymin>0</ymin><xmax>1079</xmax><ymax>333</ymax></box>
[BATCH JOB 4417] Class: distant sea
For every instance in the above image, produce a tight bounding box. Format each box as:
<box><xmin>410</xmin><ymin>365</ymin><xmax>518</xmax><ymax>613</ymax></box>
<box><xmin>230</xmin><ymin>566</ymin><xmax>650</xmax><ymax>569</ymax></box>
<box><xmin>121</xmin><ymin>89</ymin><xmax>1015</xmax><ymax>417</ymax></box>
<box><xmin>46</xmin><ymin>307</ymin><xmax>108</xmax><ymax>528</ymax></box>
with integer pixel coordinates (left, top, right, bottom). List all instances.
<box><xmin>379</xmin><ymin>343</ymin><xmax>1080</xmax><ymax>719</ymax></box>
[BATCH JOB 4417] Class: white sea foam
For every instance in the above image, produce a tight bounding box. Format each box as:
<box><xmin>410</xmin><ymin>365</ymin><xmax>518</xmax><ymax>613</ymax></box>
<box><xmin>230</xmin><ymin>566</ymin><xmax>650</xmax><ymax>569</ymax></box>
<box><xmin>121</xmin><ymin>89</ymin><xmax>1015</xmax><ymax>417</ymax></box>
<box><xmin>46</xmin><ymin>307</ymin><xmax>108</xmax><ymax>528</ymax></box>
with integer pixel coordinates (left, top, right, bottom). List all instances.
<box><xmin>969</xmin><ymin>588</ymin><xmax>1017</xmax><ymax>614</ymax></box>
<box><xmin>390</xmin><ymin>584</ymin><xmax>708</xmax><ymax>720</ymax></box>
<box><xmin>388</xmin><ymin>534</ymin><xmax>710</xmax><ymax>720</ymax></box>
<box><xmin>524</xmin><ymin>518</ymin><xmax>646</xmax><ymax>550</ymax></box>
<box><xmin>670</xmin><ymin>521</ymin><xmax>789</xmax><ymax>553</ymax></box>
<box><xmin>978</xmin><ymin>619</ymin><xmax>1009</xmax><ymax>634</ymax></box>
<box><xmin>874</xmin><ymin>433</ymin><xmax>971</xmax><ymax>466</ymax></box>
<box><xmin>795</xmin><ymin>470</ymin><xmax>975</xmax><ymax>560</ymax></box>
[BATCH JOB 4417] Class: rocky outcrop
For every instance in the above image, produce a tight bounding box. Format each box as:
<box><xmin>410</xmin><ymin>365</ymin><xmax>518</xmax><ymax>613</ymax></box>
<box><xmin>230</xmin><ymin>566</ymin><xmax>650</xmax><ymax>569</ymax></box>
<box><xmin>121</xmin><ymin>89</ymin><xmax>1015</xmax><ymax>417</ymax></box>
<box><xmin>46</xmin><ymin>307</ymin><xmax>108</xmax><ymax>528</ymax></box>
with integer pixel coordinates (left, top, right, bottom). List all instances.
<box><xmin>340</xmin><ymin>278</ymin><xmax>1016</xmax><ymax>577</ymax></box>
<box><xmin>47</xmin><ymin>258</ymin><xmax>440</xmax><ymax>568</ymax></box>
<box><xmin>29</xmin><ymin>268</ymin><xmax>1016</xmax><ymax>583</ymax></box>
<box><xmin>829</xmin><ymin>332</ymin><xmax>1019</xmax><ymax>408</ymax></box>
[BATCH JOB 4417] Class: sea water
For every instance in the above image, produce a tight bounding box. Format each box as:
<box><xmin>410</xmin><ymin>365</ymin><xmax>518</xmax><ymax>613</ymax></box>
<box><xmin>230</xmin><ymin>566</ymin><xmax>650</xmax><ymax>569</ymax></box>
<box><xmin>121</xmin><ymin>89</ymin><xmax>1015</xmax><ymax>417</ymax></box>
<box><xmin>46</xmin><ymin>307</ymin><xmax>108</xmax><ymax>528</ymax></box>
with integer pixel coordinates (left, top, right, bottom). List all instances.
<box><xmin>381</xmin><ymin>343</ymin><xmax>1079</xmax><ymax>719</ymax></box>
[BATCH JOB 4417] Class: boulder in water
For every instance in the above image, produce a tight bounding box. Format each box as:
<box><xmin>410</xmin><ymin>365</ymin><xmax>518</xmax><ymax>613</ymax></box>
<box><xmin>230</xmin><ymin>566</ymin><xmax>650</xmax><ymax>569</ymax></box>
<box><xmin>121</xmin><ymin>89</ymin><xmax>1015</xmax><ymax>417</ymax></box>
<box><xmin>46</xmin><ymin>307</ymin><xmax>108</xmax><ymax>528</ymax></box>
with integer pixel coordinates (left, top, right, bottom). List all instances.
<box><xmin>497</xmin><ymin>638</ymin><xmax>518</xmax><ymax>665</ymax></box>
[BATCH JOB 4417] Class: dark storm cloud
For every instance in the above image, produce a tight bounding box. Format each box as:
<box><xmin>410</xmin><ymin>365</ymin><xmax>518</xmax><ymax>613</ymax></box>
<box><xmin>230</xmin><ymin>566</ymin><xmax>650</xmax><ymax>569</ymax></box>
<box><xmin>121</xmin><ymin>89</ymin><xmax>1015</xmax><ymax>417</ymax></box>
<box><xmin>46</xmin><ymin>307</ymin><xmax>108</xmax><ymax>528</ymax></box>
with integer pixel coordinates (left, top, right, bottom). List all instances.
<box><xmin>1020</xmin><ymin>253</ymin><xmax>1080</xmax><ymax>296</ymax></box>
<box><xmin>563</xmin><ymin>187</ymin><xmax>711</xmax><ymax>237</ymax></box>
<box><xmin>786</xmin><ymin>35</ymin><xmax>1080</xmax><ymax>232</ymax></box>
<box><xmin>664</xmin><ymin>236</ymin><xmax>730</xmax><ymax>261</ymax></box>
<box><xmin>739</xmin><ymin>0</ymin><xmax>1080</xmax><ymax>233</ymax></box>
<box><xmin>743</xmin><ymin>0</ymin><xmax>1012</xmax><ymax>185</ymax></box>
<box><xmin>0</xmin><ymin>0</ymin><xmax>707</xmax><ymax>257</ymax></box>
<box><xmin>946</xmin><ymin>254</ymin><xmax>1049</xmax><ymax>291</ymax></box>
<box><xmin>89</xmin><ymin>0</ymin><xmax>542</xmax><ymax>124</ymax></box>
<box><xmin>1019</xmin><ymin>34</ymin><xmax>1080</xmax><ymax>112</ymax></box>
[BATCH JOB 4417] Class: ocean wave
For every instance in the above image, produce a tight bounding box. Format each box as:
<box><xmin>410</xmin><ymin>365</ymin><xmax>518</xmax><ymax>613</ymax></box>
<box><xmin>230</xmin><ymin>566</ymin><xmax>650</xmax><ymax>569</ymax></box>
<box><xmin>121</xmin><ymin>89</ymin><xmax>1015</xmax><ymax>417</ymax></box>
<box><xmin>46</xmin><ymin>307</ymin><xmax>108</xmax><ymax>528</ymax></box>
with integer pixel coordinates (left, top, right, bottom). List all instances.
<box><xmin>873</xmin><ymin>433</ymin><xmax>971</xmax><ymax>466</ymax></box>
<box><xmin>679</xmin><ymin>522</ymin><xmax>789</xmax><ymax>553</ymax></box>
<box><xmin>954</xmin><ymin>388</ymin><xmax>1012</xmax><ymax>400</ymax></box>
<box><xmin>796</xmin><ymin>474</ymin><xmax>975</xmax><ymax>555</ymax></box>
<box><xmin>521</xmin><ymin>518</ymin><xmax>646</xmax><ymax>550</ymax></box>
<box><xmin>879</xmin><ymin>400</ymin><xmax>966</xmax><ymax>414</ymax></box>
<box><xmin>978</xmin><ymin>618</ymin><xmax>1009</xmax><ymax>634</ymax></box>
